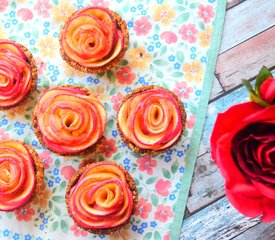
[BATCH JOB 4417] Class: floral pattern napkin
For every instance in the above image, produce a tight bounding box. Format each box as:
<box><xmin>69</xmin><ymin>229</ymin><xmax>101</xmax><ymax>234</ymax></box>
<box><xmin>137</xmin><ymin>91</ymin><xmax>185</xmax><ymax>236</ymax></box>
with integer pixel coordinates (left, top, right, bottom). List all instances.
<box><xmin>0</xmin><ymin>0</ymin><xmax>225</xmax><ymax>239</ymax></box>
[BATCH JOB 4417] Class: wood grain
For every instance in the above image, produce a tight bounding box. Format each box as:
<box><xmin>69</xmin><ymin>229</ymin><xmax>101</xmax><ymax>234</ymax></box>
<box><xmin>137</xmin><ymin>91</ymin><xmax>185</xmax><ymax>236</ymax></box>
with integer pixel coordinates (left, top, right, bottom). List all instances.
<box><xmin>210</xmin><ymin>76</ymin><xmax>224</xmax><ymax>101</ymax></box>
<box><xmin>186</xmin><ymin>152</ymin><xmax>224</xmax><ymax>213</ymax></box>
<box><xmin>233</xmin><ymin>223</ymin><xmax>275</xmax><ymax>240</ymax></box>
<box><xmin>216</xmin><ymin>26</ymin><xmax>275</xmax><ymax>91</ymax></box>
<box><xmin>226</xmin><ymin>0</ymin><xmax>245</xmax><ymax>10</ymax></box>
<box><xmin>221</xmin><ymin>0</ymin><xmax>275</xmax><ymax>53</ymax></box>
<box><xmin>181</xmin><ymin>197</ymin><xmax>261</xmax><ymax>240</ymax></box>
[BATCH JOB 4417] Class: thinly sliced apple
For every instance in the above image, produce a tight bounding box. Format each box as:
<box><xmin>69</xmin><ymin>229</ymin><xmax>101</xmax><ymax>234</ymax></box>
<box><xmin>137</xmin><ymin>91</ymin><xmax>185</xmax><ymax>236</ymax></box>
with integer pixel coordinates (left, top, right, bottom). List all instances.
<box><xmin>0</xmin><ymin>40</ymin><xmax>26</xmax><ymax>59</ymax></box>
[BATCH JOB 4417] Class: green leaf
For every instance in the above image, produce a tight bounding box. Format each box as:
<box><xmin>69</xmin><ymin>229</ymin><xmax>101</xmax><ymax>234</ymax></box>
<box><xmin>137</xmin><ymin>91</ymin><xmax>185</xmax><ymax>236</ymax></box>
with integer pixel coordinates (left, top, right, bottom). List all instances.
<box><xmin>55</xmin><ymin>159</ymin><xmax>61</xmax><ymax>168</ymax></box>
<box><xmin>242</xmin><ymin>80</ymin><xmax>270</xmax><ymax>107</ymax></box>
<box><xmin>59</xmin><ymin>181</ymin><xmax>66</xmax><ymax>191</ymax></box>
<box><xmin>146</xmin><ymin>177</ymin><xmax>158</xmax><ymax>185</ymax></box>
<box><xmin>109</xmin><ymin>86</ymin><xmax>118</xmax><ymax>96</ymax></box>
<box><xmin>119</xmin><ymin>59</ymin><xmax>128</xmax><ymax>66</ymax></box>
<box><xmin>96</xmin><ymin>72</ymin><xmax>105</xmax><ymax>78</ymax></box>
<box><xmin>162</xmin><ymin>169</ymin><xmax>171</xmax><ymax>179</ymax></box>
<box><xmin>176</xmin><ymin>13</ymin><xmax>190</xmax><ymax>23</ymax></box>
<box><xmin>107</xmin><ymin>70</ymin><xmax>116</xmax><ymax>83</ymax></box>
<box><xmin>11</xmin><ymin>1</ymin><xmax>16</xmax><ymax>8</ymax></box>
<box><xmin>171</xmin><ymin>160</ymin><xmax>179</xmax><ymax>174</ymax></box>
<box><xmin>48</xmin><ymin>200</ymin><xmax>53</xmax><ymax>210</ymax></box>
<box><xmin>52</xmin><ymin>0</ymin><xmax>59</xmax><ymax>5</ymax></box>
<box><xmin>154</xmin><ymin>24</ymin><xmax>160</xmax><ymax>33</ymax></box>
<box><xmin>150</xmin><ymin>64</ymin><xmax>155</xmax><ymax>72</ymax></box>
<box><xmin>133</xmin><ymin>41</ymin><xmax>138</xmax><ymax>48</ymax></box>
<box><xmin>113</xmin><ymin>153</ymin><xmax>122</xmax><ymax>161</ymax></box>
<box><xmin>154</xmin><ymin>231</ymin><xmax>162</xmax><ymax>240</ymax></box>
<box><xmin>137</xmin><ymin>187</ymin><xmax>143</xmax><ymax>194</ymax></box>
<box><xmin>52</xmin><ymin>196</ymin><xmax>64</xmax><ymax>203</ymax></box>
<box><xmin>177</xmin><ymin>52</ymin><xmax>185</xmax><ymax>63</ymax></box>
<box><xmin>54</xmin><ymin>206</ymin><xmax>61</xmax><ymax>216</ymax></box>
<box><xmin>104</xmin><ymin>103</ymin><xmax>112</xmax><ymax>112</ymax></box>
<box><xmin>60</xmin><ymin>220</ymin><xmax>69</xmax><ymax>233</ymax></box>
<box><xmin>144</xmin><ymin>232</ymin><xmax>153</xmax><ymax>240</ymax></box>
<box><xmin>42</xmin><ymin>79</ymin><xmax>50</xmax><ymax>89</ymax></box>
<box><xmin>106</xmin><ymin>119</ymin><xmax>114</xmax><ymax>130</ymax></box>
<box><xmin>172</xmin><ymin>72</ymin><xmax>184</xmax><ymax>78</ymax></box>
<box><xmin>24</xmin><ymin>114</ymin><xmax>31</xmax><ymax>120</ymax></box>
<box><xmin>156</xmin><ymin>69</ymin><xmax>163</xmax><ymax>78</ymax></box>
<box><xmin>50</xmin><ymin>221</ymin><xmax>59</xmax><ymax>232</ymax></box>
<box><xmin>17</xmin><ymin>23</ymin><xmax>23</xmax><ymax>31</ymax></box>
<box><xmin>162</xmin><ymin>82</ymin><xmax>169</xmax><ymax>89</ymax></box>
<box><xmin>175</xmin><ymin>6</ymin><xmax>185</xmax><ymax>11</ymax></box>
<box><xmin>33</xmin><ymin>29</ymin><xmax>39</xmax><ymax>39</ymax></box>
<box><xmin>6</xmin><ymin>212</ymin><xmax>13</xmax><ymax>219</ymax></box>
<box><xmin>198</xmin><ymin>21</ymin><xmax>205</xmax><ymax>31</ymax></box>
<box><xmin>176</xmin><ymin>0</ymin><xmax>183</xmax><ymax>3</ymax></box>
<box><xmin>9</xmin><ymin>36</ymin><xmax>17</xmax><ymax>41</ymax></box>
<box><xmin>151</xmin><ymin>194</ymin><xmax>159</xmax><ymax>207</ymax></box>
<box><xmin>255</xmin><ymin>66</ymin><xmax>272</xmax><ymax>95</ymax></box>
<box><xmin>190</xmin><ymin>104</ymin><xmax>197</xmax><ymax>114</ymax></box>
<box><xmin>153</xmin><ymin>59</ymin><xmax>168</xmax><ymax>66</ymax></box>
<box><xmin>160</xmin><ymin>45</ymin><xmax>167</xmax><ymax>55</ymax></box>
<box><xmin>190</xmin><ymin>2</ymin><xmax>199</xmax><ymax>9</ymax></box>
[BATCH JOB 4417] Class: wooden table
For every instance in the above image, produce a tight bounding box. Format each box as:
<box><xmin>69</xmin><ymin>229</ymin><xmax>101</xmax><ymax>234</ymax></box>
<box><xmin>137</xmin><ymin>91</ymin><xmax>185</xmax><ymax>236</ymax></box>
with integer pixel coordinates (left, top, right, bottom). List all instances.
<box><xmin>180</xmin><ymin>0</ymin><xmax>275</xmax><ymax>239</ymax></box>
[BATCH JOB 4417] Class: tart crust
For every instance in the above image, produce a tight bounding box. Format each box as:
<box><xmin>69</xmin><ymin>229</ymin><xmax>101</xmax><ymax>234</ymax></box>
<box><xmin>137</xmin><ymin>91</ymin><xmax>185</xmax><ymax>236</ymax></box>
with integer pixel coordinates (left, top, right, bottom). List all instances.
<box><xmin>59</xmin><ymin>9</ymin><xmax>129</xmax><ymax>73</ymax></box>
<box><xmin>65</xmin><ymin>162</ymin><xmax>138</xmax><ymax>235</ymax></box>
<box><xmin>32</xmin><ymin>85</ymin><xmax>105</xmax><ymax>156</ymax></box>
<box><xmin>116</xmin><ymin>85</ymin><xmax>187</xmax><ymax>156</ymax></box>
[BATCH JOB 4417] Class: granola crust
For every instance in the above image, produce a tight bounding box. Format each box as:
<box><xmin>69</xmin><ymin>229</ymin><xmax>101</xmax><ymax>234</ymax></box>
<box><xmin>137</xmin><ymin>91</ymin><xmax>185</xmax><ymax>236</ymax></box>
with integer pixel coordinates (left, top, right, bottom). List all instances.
<box><xmin>59</xmin><ymin>9</ymin><xmax>129</xmax><ymax>73</ymax></box>
<box><xmin>65</xmin><ymin>162</ymin><xmax>138</xmax><ymax>235</ymax></box>
<box><xmin>0</xmin><ymin>41</ymin><xmax>38</xmax><ymax>110</ymax></box>
<box><xmin>32</xmin><ymin>85</ymin><xmax>104</xmax><ymax>156</ymax></box>
<box><xmin>116</xmin><ymin>85</ymin><xmax>187</xmax><ymax>156</ymax></box>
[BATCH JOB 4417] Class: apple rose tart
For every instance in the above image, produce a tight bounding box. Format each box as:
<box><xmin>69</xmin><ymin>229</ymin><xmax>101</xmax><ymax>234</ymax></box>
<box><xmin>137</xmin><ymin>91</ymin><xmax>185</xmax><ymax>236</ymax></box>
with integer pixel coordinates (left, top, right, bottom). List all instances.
<box><xmin>0</xmin><ymin>139</ymin><xmax>44</xmax><ymax>211</ymax></box>
<box><xmin>59</xmin><ymin>6</ymin><xmax>129</xmax><ymax>73</ymax></box>
<box><xmin>32</xmin><ymin>85</ymin><xmax>107</xmax><ymax>155</ymax></box>
<box><xmin>0</xmin><ymin>39</ymin><xmax>37</xmax><ymax>109</ymax></box>
<box><xmin>66</xmin><ymin>161</ymin><xmax>138</xmax><ymax>235</ymax></box>
<box><xmin>117</xmin><ymin>85</ymin><xmax>186</xmax><ymax>155</ymax></box>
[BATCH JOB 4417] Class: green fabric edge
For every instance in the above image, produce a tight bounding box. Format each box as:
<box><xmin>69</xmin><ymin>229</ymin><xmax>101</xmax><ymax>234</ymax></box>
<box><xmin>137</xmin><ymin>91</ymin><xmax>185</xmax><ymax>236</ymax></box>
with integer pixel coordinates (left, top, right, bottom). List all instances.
<box><xmin>171</xmin><ymin>1</ymin><xmax>227</xmax><ymax>239</ymax></box>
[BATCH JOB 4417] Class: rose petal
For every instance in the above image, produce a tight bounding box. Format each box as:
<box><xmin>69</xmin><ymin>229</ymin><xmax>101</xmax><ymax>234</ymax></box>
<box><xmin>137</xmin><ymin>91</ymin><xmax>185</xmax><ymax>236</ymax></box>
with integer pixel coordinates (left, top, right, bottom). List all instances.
<box><xmin>251</xmin><ymin>180</ymin><xmax>275</xmax><ymax>200</ymax></box>
<box><xmin>226</xmin><ymin>187</ymin><xmax>263</xmax><ymax>218</ymax></box>
<box><xmin>262</xmin><ymin>198</ymin><xmax>275</xmax><ymax>222</ymax></box>
<box><xmin>260</xmin><ymin>77</ymin><xmax>275</xmax><ymax>104</ymax></box>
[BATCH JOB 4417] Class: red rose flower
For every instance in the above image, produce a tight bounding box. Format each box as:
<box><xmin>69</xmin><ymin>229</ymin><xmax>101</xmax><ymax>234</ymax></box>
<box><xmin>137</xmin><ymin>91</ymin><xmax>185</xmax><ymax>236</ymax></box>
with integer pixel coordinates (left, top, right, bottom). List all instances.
<box><xmin>115</xmin><ymin>66</ymin><xmax>136</xmax><ymax>84</ymax></box>
<box><xmin>99</xmin><ymin>138</ymin><xmax>117</xmax><ymax>158</ymax></box>
<box><xmin>14</xmin><ymin>204</ymin><xmax>35</xmax><ymax>222</ymax></box>
<box><xmin>211</xmin><ymin>102</ymin><xmax>275</xmax><ymax>221</ymax></box>
<box><xmin>260</xmin><ymin>76</ymin><xmax>275</xmax><ymax>104</ymax></box>
<box><xmin>134</xmin><ymin>197</ymin><xmax>152</xmax><ymax>219</ymax></box>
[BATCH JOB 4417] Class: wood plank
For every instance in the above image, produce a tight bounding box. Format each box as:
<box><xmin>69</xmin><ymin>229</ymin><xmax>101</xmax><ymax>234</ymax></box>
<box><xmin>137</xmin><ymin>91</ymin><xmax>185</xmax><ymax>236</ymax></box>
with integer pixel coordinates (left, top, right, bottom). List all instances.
<box><xmin>181</xmin><ymin>197</ymin><xmax>260</xmax><ymax>240</ymax></box>
<box><xmin>210</xmin><ymin>76</ymin><xmax>224</xmax><ymax>101</ymax></box>
<box><xmin>186</xmin><ymin>152</ymin><xmax>224</xmax><ymax>213</ymax></box>
<box><xmin>188</xmin><ymin>83</ymin><xmax>250</xmax><ymax>213</ymax></box>
<box><xmin>233</xmin><ymin>223</ymin><xmax>275</xmax><ymax>240</ymax></box>
<box><xmin>216</xmin><ymin>27</ymin><xmax>275</xmax><ymax>91</ymax></box>
<box><xmin>220</xmin><ymin>0</ymin><xmax>275</xmax><ymax>53</ymax></box>
<box><xmin>226</xmin><ymin>0</ymin><xmax>245</xmax><ymax>10</ymax></box>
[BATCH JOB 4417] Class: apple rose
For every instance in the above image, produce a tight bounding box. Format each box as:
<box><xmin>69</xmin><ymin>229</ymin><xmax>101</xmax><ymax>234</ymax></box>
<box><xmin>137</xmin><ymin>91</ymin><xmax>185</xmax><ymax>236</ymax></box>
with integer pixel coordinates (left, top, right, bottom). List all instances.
<box><xmin>0</xmin><ymin>140</ymin><xmax>43</xmax><ymax>211</ymax></box>
<box><xmin>66</xmin><ymin>162</ymin><xmax>137</xmax><ymax>234</ymax></box>
<box><xmin>117</xmin><ymin>85</ymin><xmax>186</xmax><ymax>155</ymax></box>
<box><xmin>59</xmin><ymin>7</ymin><xmax>128</xmax><ymax>73</ymax></box>
<box><xmin>0</xmin><ymin>40</ymin><xmax>37</xmax><ymax>109</ymax></box>
<box><xmin>33</xmin><ymin>85</ymin><xmax>107</xmax><ymax>155</ymax></box>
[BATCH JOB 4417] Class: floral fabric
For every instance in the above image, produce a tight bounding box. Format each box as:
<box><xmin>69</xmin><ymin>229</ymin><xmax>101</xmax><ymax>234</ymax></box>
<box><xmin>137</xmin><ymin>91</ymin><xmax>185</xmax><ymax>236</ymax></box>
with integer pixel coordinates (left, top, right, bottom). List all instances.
<box><xmin>0</xmin><ymin>0</ymin><xmax>223</xmax><ymax>239</ymax></box>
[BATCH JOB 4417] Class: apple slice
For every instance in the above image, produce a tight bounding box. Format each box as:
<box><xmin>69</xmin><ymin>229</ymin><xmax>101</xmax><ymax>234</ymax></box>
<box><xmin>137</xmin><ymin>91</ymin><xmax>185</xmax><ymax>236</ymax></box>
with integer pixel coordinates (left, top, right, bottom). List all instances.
<box><xmin>0</xmin><ymin>40</ymin><xmax>26</xmax><ymax>59</ymax></box>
